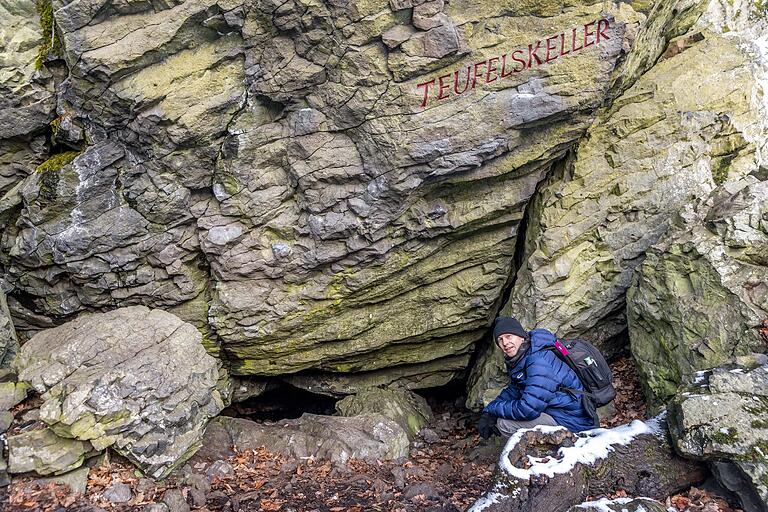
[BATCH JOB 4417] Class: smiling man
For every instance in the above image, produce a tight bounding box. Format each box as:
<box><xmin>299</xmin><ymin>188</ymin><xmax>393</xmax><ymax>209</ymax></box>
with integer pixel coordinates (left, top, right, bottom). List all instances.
<box><xmin>476</xmin><ymin>316</ymin><xmax>597</xmax><ymax>438</ymax></box>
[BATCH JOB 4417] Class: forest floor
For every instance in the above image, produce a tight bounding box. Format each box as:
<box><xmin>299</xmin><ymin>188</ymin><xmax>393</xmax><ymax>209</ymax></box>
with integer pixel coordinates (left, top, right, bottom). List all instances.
<box><xmin>1</xmin><ymin>356</ymin><xmax>745</xmax><ymax>512</ymax></box>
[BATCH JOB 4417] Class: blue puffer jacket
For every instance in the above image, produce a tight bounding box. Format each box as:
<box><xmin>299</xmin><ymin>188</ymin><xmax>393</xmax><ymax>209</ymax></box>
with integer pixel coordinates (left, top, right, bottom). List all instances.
<box><xmin>483</xmin><ymin>328</ymin><xmax>596</xmax><ymax>432</ymax></box>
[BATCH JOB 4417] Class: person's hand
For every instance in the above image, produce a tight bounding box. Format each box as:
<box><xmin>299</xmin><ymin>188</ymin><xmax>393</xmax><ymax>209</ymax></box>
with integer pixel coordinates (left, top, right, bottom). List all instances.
<box><xmin>477</xmin><ymin>413</ymin><xmax>500</xmax><ymax>439</ymax></box>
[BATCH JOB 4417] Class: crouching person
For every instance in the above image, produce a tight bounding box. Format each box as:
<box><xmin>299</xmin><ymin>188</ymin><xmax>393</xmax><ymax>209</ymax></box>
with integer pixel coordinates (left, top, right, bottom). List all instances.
<box><xmin>477</xmin><ymin>316</ymin><xmax>597</xmax><ymax>439</ymax></box>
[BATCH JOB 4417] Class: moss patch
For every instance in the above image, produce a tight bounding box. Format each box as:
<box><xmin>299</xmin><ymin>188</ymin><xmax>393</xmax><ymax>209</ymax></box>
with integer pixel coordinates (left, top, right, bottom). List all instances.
<box><xmin>36</xmin><ymin>151</ymin><xmax>80</xmax><ymax>202</ymax></box>
<box><xmin>35</xmin><ymin>0</ymin><xmax>62</xmax><ymax>70</ymax></box>
<box><xmin>36</xmin><ymin>151</ymin><xmax>80</xmax><ymax>174</ymax></box>
<box><xmin>710</xmin><ymin>426</ymin><xmax>739</xmax><ymax>444</ymax></box>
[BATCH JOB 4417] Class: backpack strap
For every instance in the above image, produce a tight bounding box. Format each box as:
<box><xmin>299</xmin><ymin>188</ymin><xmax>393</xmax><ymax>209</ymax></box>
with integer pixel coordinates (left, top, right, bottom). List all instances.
<box><xmin>556</xmin><ymin>385</ymin><xmax>597</xmax><ymax>400</ymax></box>
<box><xmin>543</xmin><ymin>344</ymin><xmax>595</xmax><ymax>394</ymax></box>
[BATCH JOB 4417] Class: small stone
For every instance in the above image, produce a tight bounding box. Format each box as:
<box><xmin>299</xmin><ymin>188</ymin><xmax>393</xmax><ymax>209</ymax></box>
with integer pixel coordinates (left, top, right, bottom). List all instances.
<box><xmin>162</xmin><ymin>488</ymin><xmax>190</xmax><ymax>512</ymax></box>
<box><xmin>103</xmin><ymin>482</ymin><xmax>132</xmax><ymax>503</ymax></box>
<box><xmin>189</xmin><ymin>487</ymin><xmax>207</xmax><ymax>508</ymax></box>
<box><xmin>144</xmin><ymin>504</ymin><xmax>169</xmax><ymax>512</ymax></box>
<box><xmin>419</xmin><ymin>428</ymin><xmax>440</xmax><ymax>444</ymax></box>
<box><xmin>136</xmin><ymin>477</ymin><xmax>155</xmax><ymax>493</ymax></box>
<box><xmin>184</xmin><ymin>472</ymin><xmax>210</xmax><ymax>493</ymax></box>
<box><xmin>208</xmin><ymin>490</ymin><xmax>229</xmax><ymax>508</ymax></box>
<box><xmin>391</xmin><ymin>466</ymin><xmax>406</xmax><ymax>490</ymax></box>
<box><xmin>18</xmin><ymin>408</ymin><xmax>40</xmax><ymax>423</ymax></box>
<box><xmin>436</xmin><ymin>462</ymin><xmax>452</xmax><ymax>479</ymax></box>
<box><xmin>205</xmin><ymin>460</ymin><xmax>234</xmax><ymax>480</ymax></box>
<box><xmin>280</xmin><ymin>460</ymin><xmax>299</xmax><ymax>474</ymax></box>
<box><xmin>403</xmin><ymin>482</ymin><xmax>439</xmax><ymax>500</ymax></box>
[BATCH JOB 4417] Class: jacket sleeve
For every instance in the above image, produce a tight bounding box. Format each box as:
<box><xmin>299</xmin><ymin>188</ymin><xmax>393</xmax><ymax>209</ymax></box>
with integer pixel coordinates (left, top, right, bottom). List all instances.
<box><xmin>482</xmin><ymin>383</ymin><xmax>522</xmax><ymax>416</ymax></box>
<box><xmin>482</xmin><ymin>355</ymin><xmax>558</xmax><ymax>420</ymax></box>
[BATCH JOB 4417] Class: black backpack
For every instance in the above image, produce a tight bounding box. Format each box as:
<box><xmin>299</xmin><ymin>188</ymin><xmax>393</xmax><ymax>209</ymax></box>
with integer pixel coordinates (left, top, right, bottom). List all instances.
<box><xmin>544</xmin><ymin>338</ymin><xmax>616</xmax><ymax>426</ymax></box>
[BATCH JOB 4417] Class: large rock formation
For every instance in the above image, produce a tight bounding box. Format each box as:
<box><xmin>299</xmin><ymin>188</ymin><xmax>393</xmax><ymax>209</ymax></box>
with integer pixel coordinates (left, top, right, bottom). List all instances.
<box><xmin>0</xmin><ymin>0</ymin><xmax>55</xmax><ymax>197</ymax></box>
<box><xmin>629</xmin><ymin>177</ymin><xmax>768</xmax><ymax>404</ymax></box>
<box><xmin>14</xmin><ymin>306</ymin><xmax>228</xmax><ymax>478</ymax></box>
<box><xmin>0</xmin><ymin>0</ymin><xmax>646</xmax><ymax>387</ymax></box>
<box><xmin>468</xmin><ymin>0</ymin><xmax>768</xmax><ymax>408</ymax></box>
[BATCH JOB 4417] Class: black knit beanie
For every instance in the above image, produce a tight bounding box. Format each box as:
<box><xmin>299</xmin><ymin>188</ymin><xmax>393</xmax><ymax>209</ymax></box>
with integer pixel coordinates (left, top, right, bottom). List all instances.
<box><xmin>492</xmin><ymin>316</ymin><xmax>528</xmax><ymax>342</ymax></box>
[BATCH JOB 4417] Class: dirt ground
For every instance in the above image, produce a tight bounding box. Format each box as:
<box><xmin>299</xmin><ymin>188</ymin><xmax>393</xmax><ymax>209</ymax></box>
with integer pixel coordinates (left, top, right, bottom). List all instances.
<box><xmin>0</xmin><ymin>356</ymin><xmax>745</xmax><ymax>512</ymax></box>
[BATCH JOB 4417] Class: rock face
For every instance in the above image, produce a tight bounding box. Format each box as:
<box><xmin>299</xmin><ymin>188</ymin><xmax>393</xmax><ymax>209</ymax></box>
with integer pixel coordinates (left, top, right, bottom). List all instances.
<box><xmin>467</xmin><ymin>0</ymin><xmax>768</xmax><ymax>408</ymax></box>
<box><xmin>668</xmin><ymin>359</ymin><xmax>768</xmax><ymax>511</ymax></box>
<box><xmin>468</xmin><ymin>415</ymin><xmax>706</xmax><ymax>512</ymax></box>
<box><xmin>14</xmin><ymin>306</ymin><xmax>228</xmax><ymax>478</ymax></box>
<box><xmin>335</xmin><ymin>386</ymin><xmax>433</xmax><ymax>438</ymax></box>
<box><xmin>0</xmin><ymin>0</ymin><xmax>647</xmax><ymax>387</ymax></box>
<box><xmin>0</xmin><ymin>0</ymin><xmax>55</xmax><ymax>197</ymax></box>
<box><xmin>629</xmin><ymin>178</ymin><xmax>768</xmax><ymax>405</ymax></box>
<box><xmin>0</xmin><ymin>290</ymin><xmax>19</xmax><ymax>368</ymax></box>
<box><xmin>203</xmin><ymin>413</ymin><xmax>410</xmax><ymax>463</ymax></box>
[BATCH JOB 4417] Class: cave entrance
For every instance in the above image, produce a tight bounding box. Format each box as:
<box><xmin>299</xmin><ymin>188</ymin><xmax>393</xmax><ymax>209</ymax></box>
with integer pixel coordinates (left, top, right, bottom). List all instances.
<box><xmin>222</xmin><ymin>381</ymin><xmax>339</xmax><ymax>421</ymax></box>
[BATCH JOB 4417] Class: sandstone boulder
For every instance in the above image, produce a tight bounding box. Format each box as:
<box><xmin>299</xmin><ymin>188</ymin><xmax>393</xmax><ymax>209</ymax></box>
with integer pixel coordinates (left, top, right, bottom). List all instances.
<box><xmin>335</xmin><ymin>387</ymin><xmax>433</xmax><ymax>438</ymax></box>
<box><xmin>202</xmin><ymin>413</ymin><xmax>409</xmax><ymax>464</ymax></box>
<box><xmin>14</xmin><ymin>306</ymin><xmax>228</xmax><ymax>478</ymax></box>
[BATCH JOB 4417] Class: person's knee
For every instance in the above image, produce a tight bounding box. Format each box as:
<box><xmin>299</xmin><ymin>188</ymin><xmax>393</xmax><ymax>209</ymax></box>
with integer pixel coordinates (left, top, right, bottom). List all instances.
<box><xmin>496</xmin><ymin>414</ymin><xmax>558</xmax><ymax>437</ymax></box>
<box><xmin>496</xmin><ymin>417</ymin><xmax>520</xmax><ymax>437</ymax></box>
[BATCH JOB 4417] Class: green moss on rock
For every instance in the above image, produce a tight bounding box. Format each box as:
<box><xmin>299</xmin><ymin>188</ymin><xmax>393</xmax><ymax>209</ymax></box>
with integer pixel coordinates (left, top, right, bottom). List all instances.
<box><xmin>36</xmin><ymin>151</ymin><xmax>80</xmax><ymax>202</ymax></box>
<box><xmin>36</xmin><ymin>151</ymin><xmax>80</xmax><ymax>174</ymax></box>
<box><xmin>710</xmin><ymin>426</ymin><xmax>739</xmax><ymax>444</ymax></box>
<box><xmin>35</xmin><ymin>0</ymin><xmax>62</xmax><ymax>70</ymax></box>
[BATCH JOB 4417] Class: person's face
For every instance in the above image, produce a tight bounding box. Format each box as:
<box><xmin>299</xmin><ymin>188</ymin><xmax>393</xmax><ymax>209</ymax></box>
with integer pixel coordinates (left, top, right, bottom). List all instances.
<box><xmin>496</xmin><ymin>333</ymin><xmax>525</xmax><ymax>357</ymax></box>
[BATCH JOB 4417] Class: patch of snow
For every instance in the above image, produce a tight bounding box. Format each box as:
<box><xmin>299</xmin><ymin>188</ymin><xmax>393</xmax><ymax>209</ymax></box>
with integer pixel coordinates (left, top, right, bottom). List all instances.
<box><xmin>573</xmin><ymin>497</ymin><xmax>636</xmax><ymax>512</ymax></box>
<box><xmin>498</xmin><ymin>419</ymin><xmax>656</xmax><ymax>479</ymax></box>
<box><xmin>729</xmin><ymin>368</ymin><xmax>745</xmax><ymax>373</ymax></box>
<box><xmin>467</xmin><ymin>491</ymin><xmax>504</xmax><ymax>512</ymax></box>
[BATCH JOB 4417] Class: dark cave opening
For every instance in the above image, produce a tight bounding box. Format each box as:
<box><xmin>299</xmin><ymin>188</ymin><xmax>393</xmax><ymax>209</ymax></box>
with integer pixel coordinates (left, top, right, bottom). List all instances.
<box><xmin>221</xmin><ymin>381</ymin><xmax>339</xmax><ymax>421</ymax></box>
<box><xmin>221</xmin><ymin>374</ymin><xmax>473</xmax><ymax>423</ymax></box>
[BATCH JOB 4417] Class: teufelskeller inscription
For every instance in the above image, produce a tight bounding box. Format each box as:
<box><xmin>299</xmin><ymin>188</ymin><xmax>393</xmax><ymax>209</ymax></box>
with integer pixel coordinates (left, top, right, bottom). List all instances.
<box><xmin>416</xmin><ymin>18</ymin><xmax>613</xmax><ymax>108</ymax></box>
